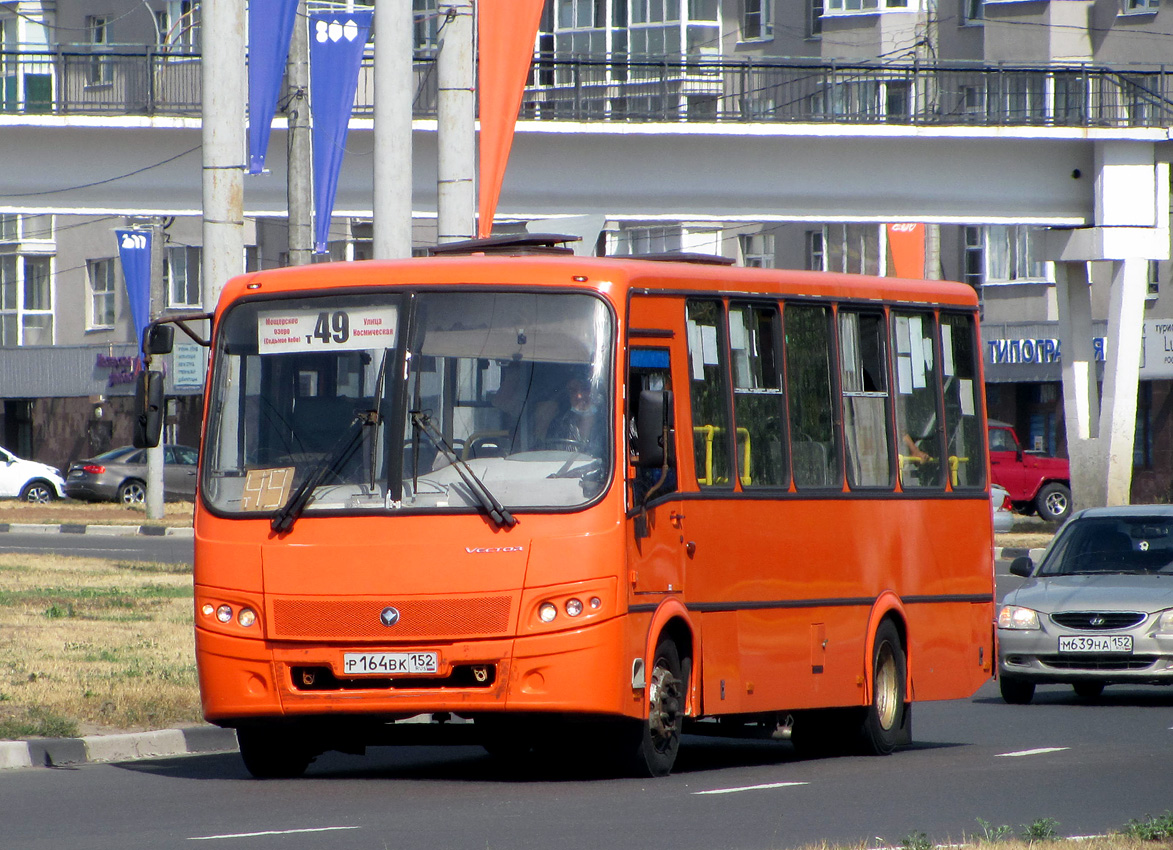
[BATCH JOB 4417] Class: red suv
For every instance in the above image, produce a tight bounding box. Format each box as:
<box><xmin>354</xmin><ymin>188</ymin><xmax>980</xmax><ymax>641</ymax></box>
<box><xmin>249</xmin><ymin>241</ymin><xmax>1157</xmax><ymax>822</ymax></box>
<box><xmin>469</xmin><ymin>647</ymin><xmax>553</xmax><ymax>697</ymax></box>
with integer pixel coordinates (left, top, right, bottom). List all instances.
<box><xmin>987</xmin><ymin>420</ymin><xmax>1072</xmax><ymax>522</ymax></box>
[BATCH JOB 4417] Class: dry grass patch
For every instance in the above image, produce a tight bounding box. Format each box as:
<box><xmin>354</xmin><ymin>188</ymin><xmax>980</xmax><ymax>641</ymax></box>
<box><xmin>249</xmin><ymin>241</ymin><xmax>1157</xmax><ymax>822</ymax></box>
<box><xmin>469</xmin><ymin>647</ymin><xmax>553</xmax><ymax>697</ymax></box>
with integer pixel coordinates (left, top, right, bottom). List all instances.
<box><xmin>0</xmin><ymin>552</ymin><xmax>200</xmax><ymax>739</ymax></box>
<box><xmin>0</xmin><ymin>500</ymin><xmax>194</xmax><ymax>527</ymax></box>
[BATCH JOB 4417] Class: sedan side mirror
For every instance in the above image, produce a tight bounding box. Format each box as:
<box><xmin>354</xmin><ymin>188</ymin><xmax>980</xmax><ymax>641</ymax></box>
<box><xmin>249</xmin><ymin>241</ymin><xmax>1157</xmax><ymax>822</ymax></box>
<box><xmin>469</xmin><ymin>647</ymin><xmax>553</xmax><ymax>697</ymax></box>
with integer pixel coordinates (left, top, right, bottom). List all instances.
<box><xmin>1009</xmin><ymin>556</ymin><xmax>1034</xmax><ymax>578</ymax></box>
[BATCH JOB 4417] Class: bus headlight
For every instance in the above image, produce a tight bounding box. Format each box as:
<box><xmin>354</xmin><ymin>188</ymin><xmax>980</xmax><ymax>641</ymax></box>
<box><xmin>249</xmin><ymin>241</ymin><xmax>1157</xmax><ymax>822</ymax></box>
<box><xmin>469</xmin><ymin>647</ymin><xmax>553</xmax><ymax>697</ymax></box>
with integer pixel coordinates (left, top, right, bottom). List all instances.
<box><xmin>565</xmin><ymin>599</ymin><xmax>583</xmax><ymax>617</ymax></box>
<box><xmin>998</xmin><ymin>605</ymin><xmax>1040</xmax><ymax>630</ymax></box>
<box><xmin>216</xmin><ymin>605</ymin><xmax>233</xmax><ymax>624</ymax></box>
<box><xmin>237</xmin><ymin>607</ymin><xmax>257</xmax><ymax>628</ymax></box>
<box><xmin>539</xmin><ymin>602</ymin><xmax>557</xmax><ymax>623</ymax></box>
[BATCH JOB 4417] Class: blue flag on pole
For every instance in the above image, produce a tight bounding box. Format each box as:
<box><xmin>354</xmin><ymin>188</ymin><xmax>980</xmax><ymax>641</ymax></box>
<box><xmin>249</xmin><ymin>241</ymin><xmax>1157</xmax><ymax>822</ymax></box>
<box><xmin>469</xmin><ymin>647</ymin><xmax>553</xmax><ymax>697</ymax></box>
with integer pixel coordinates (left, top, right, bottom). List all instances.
<box><xmin>309</xmin><ymin>10</ymin><xmax>372</xmax><ymax>253</ymax></box>
<box><xmin>247</xmin><ymin>0</ymin><xmax>300</xmax><ymax>175</ymax></box>
<box><xmin>117</xmin><ymin>228</ymin><xmax>153</xmax><ymax>351</ymax></box>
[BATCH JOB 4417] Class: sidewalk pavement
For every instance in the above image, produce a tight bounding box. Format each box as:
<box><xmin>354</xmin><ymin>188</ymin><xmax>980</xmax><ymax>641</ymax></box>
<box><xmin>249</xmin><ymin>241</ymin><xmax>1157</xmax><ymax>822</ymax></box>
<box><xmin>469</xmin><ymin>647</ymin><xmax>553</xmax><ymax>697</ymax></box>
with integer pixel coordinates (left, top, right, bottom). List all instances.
<box><xmin>0</xmin><ymin>726</ymin><xmax>238</xmax><ymax>770</ymax></box>
<box><xmin>0</xmin><ymin>522</ymin><xmax>193</xmax><ymax>538</ymax></box>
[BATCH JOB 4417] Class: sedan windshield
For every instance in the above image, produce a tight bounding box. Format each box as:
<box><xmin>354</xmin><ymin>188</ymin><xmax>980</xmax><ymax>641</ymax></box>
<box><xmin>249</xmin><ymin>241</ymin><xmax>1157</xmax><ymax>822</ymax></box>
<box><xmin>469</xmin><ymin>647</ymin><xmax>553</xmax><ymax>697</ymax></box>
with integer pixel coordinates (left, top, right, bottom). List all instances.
<box><xmin>1039</xmin><ymin>516</ymin><xmax>1173</xmax><ymax>576</ymax></box>
<box><xmin>201</xmin><ymin>289</ymin><xmax>613</xmax><ymax>517</ymax></box>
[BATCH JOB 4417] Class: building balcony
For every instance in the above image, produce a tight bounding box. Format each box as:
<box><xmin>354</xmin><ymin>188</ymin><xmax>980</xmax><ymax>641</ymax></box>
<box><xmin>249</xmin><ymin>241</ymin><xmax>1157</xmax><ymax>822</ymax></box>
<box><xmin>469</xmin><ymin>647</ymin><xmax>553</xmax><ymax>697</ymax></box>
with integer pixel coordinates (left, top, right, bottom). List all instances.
<box><xmin>1</xmin><ymin>49</ymin><xmax>1171</xmax><ymax>129</ymax></box>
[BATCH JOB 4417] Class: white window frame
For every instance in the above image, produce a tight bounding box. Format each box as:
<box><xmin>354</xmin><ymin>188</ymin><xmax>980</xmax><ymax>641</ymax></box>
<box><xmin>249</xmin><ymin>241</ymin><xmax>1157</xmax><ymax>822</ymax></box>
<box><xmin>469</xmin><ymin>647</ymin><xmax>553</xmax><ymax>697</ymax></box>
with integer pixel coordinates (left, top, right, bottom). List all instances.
<box><xmin>0</xmin><ymin>252</ymin><xmax>54</xmax><ymax>346</ymax></box>
<box><xmin>88</xmin><ymin>258</ymin><xmax>117</xmax><ymax>330</ymax></box>
<box><xmin>742</xmin><ymin>0</ymin><xmax>774</xmax><ymax>41</ymax></box>
<box><xmin>823</xmin><ymin>0</ymin><xmax>915</xmax><ymax>14</ymax></box>
<box><xmin>809</xmin><ymin>224</ymin><xmax>885</xmax><ymax>275</ymax></box>
<box><xmin>980</xmin><ymin>225</ymin><xmax>1052</xmax><ymax>285</ymax></box>
<box><xmin>1120</xmin><ymin>0</ymin><xmax>1159</xmax><ymax>13</ymax></box>
<box><xmin>164</xmin><ymin>245</ymin><xmax>202</xmax><ymax>309</ymax></box>
<box><xmin>740</xmin><ymin>232</ymin><xmax>775</xmax><ymax>268</ymax></box>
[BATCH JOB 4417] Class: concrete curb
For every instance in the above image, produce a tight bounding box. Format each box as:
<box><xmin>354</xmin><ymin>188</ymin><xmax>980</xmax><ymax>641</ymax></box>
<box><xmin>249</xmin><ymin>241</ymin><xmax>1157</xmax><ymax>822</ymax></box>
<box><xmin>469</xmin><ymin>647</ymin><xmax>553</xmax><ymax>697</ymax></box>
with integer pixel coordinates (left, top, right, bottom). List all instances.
<box><xmin>994</xmin><ymin>546</ymin><xmax>1048</xmax><ymax>562</ymax></box>
<box><xmin>0</xmin><ymin>522</ymin><xmax>193</xmax><ymax>538</ymax></box>
<box><xmin>2</xmin><ymin>726</ymin><xmax>237</xmax><ymax>770</ymax></box>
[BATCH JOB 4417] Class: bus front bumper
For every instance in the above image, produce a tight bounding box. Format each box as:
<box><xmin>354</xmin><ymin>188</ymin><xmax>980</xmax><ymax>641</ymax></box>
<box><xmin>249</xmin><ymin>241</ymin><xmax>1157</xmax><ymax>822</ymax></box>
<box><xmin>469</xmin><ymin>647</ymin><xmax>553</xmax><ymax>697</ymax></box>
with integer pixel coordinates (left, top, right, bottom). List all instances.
<box><xmin>196</xmin><ymin>614</ymin><xmax>635</xmax><ymax>724</ymax></box>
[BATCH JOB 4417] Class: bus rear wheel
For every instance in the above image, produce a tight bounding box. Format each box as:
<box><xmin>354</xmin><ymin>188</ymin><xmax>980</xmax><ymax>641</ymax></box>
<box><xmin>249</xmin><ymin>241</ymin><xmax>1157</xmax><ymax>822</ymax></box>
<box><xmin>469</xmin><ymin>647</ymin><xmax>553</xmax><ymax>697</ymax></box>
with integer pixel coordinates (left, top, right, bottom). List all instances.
<box><xmin>860</xmin><ymin>620</ymin><xmax>908</xmax><ymax>755</ymax></box>
<box><xmin>237</xmin><ymin>727</ymin><xmax>315</xmax><ymax>779</ymax></box>
<box><xmin>629</xmin><ymin>637</ymin><xmax>684</xmax><ymax>777</ymax></box>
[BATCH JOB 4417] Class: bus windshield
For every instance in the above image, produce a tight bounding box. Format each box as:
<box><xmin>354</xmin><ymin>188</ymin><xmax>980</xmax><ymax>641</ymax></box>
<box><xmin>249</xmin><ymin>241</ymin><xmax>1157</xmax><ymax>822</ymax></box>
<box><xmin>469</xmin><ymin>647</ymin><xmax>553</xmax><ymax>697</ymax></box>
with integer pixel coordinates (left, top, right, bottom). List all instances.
<box><xmin>201</xmin><ymin>290</ymin><xmax>613</xmax><ymax>517</ymax></box>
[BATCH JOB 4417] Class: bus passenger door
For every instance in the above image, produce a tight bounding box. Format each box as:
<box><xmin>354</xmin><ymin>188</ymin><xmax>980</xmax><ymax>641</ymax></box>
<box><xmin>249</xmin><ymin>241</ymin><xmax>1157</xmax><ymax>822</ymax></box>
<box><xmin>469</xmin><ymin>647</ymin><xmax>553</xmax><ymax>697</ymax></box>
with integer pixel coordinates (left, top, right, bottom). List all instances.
<box><xmin>626</xmin><ymin>297</ymin><xmax>690</xmax><ymax>596</ymax></box>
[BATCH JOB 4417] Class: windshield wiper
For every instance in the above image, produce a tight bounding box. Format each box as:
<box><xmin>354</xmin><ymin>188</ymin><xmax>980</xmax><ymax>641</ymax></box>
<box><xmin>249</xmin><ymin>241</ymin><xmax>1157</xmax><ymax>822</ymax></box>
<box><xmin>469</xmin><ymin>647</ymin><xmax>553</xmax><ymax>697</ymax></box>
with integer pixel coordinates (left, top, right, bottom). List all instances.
<box><xmin>410</xmin><ymin>411</ymin><xmax>517</xmax><ymax>529</ymax></box>
<box><xmin>271</xmin><ymin>410</ymin><xmax>377</xmax><ymax>534</ymax></box>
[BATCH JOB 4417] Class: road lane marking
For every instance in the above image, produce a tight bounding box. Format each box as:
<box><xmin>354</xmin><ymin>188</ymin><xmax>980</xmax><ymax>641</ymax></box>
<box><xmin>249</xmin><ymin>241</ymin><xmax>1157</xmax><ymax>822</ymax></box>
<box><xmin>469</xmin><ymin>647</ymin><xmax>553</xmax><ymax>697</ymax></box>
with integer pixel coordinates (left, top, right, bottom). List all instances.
<box><xmin>693</xmin><ymin>781</ymin><xmax>809</xmax><ymax>795</ymax></box>
<box><xmin>994</xmin><ymin>747</ymin><xmax>1069</xmax><ymax>758</ymax></box>
<box><xmin>189</xmin><ymin>826</ymin><xmax>360</xmax><ymax>841</ymax></box>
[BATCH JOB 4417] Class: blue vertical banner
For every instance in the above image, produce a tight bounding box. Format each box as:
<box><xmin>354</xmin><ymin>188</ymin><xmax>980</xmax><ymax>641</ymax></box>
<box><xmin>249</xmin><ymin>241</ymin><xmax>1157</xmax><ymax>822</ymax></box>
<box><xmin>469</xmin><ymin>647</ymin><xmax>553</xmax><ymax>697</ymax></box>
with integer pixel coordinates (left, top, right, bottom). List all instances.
<box><xmin>309</xmin><ymin>10</ymin><xmax>372</xmax><ymax>253</ymax></box>
<box><xmin>247</xmin><ymin>0</ymin><xmax>300</xmax><ymax>175</ymax></box>
<box><xmin>116</xmin><ymin>228</ymin><xmax>153</xmax><ymax>351</ymax></box>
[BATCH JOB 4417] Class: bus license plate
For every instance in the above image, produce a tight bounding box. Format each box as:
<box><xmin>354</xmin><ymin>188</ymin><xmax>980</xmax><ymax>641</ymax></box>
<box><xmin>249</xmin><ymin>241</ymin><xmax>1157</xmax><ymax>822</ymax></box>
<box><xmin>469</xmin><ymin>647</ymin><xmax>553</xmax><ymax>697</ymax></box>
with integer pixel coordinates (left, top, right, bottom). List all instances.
<box><xmin>342</xmin><ymin>652</ymin><xmax>439</xmax><ymax>676</ymax></box>
<box><xmin>1058</xmin><ymin>635</ymin><xmax>1132</xmax><ymax>653</ymax></box>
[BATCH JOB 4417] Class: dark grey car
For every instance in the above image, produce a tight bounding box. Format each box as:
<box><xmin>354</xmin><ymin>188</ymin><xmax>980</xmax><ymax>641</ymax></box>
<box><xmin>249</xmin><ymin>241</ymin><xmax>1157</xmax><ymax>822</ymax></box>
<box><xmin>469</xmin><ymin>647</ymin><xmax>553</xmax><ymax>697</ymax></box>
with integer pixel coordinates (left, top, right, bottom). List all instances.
<box><xmin>997</xmin><ymin>505</ymin><xmax>1173</xmax><ymax>704</ymax></box>
<box><xmin>65</xmin><ymin>444</ymin><xmax>199</xmax><ymax>504</ymax></box>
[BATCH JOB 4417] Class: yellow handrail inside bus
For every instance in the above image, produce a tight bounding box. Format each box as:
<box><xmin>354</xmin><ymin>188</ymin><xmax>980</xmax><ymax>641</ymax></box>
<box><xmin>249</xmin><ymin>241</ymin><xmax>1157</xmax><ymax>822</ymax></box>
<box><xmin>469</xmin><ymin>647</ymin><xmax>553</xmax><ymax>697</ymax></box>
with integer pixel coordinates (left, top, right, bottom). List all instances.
<box><xmin>897</xmin><ymin>454</ymin><xmax>969</xmax><ymax>487</ymax></box>
<box><xmin>694</xmin><ymin>425</ymin><xmax>752</xmax><ymax>486</ymax></box>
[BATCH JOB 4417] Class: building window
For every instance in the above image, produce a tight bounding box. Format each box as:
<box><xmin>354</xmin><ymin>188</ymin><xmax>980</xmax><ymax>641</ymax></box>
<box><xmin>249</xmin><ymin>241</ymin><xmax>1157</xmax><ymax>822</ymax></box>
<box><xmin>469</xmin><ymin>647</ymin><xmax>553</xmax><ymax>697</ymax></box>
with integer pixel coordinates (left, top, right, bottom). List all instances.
<box><xmin>809</xmin><ymin>224</ymin><xmax>882</xmax><ymax>275</ymax></box>
<box><xmin>824</xmin><ymin>0</ymin><xmax>914</xmax><ymax>12</ymax></box>
<box><xmin>164</xmin><ymin>245</ymin><xmax>201</xmax><ymax>308</ymax></box>
<box><xmin>87</xmin><ymin>16</ymin><xmax>111</xmax><ymax>85</ymax></box>
<box><xmin>983</xmin><ymin>225</ymin><xmax>1048</xmax><ymax>283</ymax></box>
<box><xmin>740</xmin><ymin>232</ymin><xmax>775</xmax><ymax>268</ymax></box>
<box><xmin>963</xmin><ymin>226</ymin><xmax>983</xmax><ymax>292</ymax></box>
<box><xmin>413</xmin><ymin>0</ymin><xmax>440</xmax><ymax>50</ymax></box>
<box><xmin>88</xmin><ymin>258</ymin><xmax>117</xmax><ymax>329</ymax></box>
<box><xmin>1121</xmin><ymin>0</ymin><xmax>1159</xmax><ymax>13</ymax></box>
<box><xmin>961</xmin><ymin>0</ymin><xmax>984</xmax><ymax>22</ymax></box>
<box><xmin>1148</xmin><ymin>259</ymin><xmax>1161</xmax><ymax>298</ymax></box>
<box><xmin>0</xmin><ymin>254</ymin><xmax>53</xmax><ymax>346</ymax></box>
<box><xmin>808</xmin><ymin>0</ymin><xmax>824</xmax><ymax>34</ymax></box>
<box><xmin>743</xmin><ymin>0</ymin><xmax>773</xmax><ymax>40</ymax></box>
<box><xmin>157</xmin><ymin>1</ymin><xmax>200</xmax><ymax>50</ymax></box>
<box><xmin>805</xmin><ymin>230</ymin><xmax>825</xmax><ymax>271</ymax></box>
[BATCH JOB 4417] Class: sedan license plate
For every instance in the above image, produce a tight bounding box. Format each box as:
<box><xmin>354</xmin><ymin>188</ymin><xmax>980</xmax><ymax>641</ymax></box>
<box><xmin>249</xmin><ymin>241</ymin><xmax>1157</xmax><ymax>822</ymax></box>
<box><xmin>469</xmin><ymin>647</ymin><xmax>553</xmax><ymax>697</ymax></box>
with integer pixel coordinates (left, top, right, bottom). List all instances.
<box><xmin>342</xmin><ymin>651</ymin><xmax>439</xmax><ymax>676</ymax></box>
<box><xmin>1058</xmin><ymin>634</ymin><xmax>1133</xmax><ymax>653</ymax></box>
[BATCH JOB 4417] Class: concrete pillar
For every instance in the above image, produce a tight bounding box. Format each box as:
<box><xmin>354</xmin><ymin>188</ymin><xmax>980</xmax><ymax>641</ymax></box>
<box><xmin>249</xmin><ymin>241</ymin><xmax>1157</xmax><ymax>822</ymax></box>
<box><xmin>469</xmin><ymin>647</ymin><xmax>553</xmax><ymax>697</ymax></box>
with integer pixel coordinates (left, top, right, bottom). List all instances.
<box><xmin>1046</xmin><ymin>141</ymin><xmax>1170</xmax><ymax>510</ymax></box>
<box><xmin>436</xmin><ymin>0</ymin><xmax>475</xmax><ymax>243</ymax></box>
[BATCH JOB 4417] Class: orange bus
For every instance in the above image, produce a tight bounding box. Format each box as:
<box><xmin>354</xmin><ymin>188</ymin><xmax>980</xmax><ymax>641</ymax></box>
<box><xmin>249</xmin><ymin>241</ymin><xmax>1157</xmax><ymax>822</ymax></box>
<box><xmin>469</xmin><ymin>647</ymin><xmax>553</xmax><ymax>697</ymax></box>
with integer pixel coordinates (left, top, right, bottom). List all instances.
<box><xmin>137</xmin><ymin>236</ymin><xmax>994</xmax><ymax>778</ymax></box>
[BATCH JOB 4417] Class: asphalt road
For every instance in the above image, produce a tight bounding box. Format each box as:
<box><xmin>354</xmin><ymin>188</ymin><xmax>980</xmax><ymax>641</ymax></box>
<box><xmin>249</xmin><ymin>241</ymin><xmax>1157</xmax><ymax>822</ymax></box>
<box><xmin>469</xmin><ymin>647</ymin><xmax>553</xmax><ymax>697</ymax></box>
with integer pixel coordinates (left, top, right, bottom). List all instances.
<box><xmin>3</xmin><ymin>678</ymin><xmax>1171</xmax><ymax>850</ymax></box>
<box><xmin>0</xmin><ymin>532</ymin><xmax>193</xmax><ymax>564</ymax></box>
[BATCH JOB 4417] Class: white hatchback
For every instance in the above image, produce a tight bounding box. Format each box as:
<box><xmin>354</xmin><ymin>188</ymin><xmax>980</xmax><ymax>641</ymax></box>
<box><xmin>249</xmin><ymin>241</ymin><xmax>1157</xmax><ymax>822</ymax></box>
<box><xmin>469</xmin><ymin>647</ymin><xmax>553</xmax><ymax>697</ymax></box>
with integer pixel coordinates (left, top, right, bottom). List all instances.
<box><xmin>0</xmin><ymin>446</ymin><xmax>66</xmax><ymax>502</ymax></box>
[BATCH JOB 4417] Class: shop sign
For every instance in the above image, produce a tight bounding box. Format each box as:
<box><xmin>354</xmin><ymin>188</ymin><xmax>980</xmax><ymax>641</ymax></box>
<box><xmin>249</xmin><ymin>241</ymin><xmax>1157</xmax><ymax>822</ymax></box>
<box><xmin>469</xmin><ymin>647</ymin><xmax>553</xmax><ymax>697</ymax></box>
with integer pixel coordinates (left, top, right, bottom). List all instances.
<box><xmin>986</xmin><ymin>336</ymin><xmax>1106</xmax><ymax>366</ymax></box>
<box><xmin>94</xmin><ymin>353</ymin><xmax>142</xmax><ymax>388</ymax></box>
<box><xmin>1140</xmin><ymin>321</ymin><xmax>1173</xmax><ymax>379</ymax></box>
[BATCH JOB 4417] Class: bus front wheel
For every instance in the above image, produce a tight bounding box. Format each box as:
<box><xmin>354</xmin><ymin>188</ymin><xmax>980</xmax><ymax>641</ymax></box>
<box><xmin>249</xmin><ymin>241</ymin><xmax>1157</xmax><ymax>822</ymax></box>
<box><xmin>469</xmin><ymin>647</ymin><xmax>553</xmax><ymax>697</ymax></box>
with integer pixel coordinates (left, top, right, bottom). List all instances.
<box><xmin>860</xmin><ymin>620</ymin><xmax>908</xmax><ymax>755</ymax></box>
<box><xmin>237</xmin><ymin>727</ymin><xmax>315</xmax><ymax>779</ymax></box>
<box><xmin>630</xmin><ymin>637</ymin><xmax>684</xmax><ymax>777</ymax></box>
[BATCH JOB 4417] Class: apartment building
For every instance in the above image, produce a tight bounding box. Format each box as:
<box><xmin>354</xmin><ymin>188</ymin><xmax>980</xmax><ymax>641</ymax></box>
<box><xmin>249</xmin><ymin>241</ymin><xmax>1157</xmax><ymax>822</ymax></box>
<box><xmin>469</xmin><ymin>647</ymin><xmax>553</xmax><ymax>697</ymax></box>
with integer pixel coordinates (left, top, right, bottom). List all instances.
<box><xmin>1</xmin><ymin>0</ymin><xmax>1171</xmax><ymax>502</ymax></box>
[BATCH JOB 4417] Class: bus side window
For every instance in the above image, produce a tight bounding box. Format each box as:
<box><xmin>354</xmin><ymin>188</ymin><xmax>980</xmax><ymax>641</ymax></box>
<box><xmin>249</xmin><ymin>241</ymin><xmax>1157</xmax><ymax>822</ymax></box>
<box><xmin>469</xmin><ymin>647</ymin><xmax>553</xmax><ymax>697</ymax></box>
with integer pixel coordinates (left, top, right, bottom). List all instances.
<box><xmin>729</xmin><ymin>303</ymin><xmax>787</xmax><ymax>488</ymax></box>
<box><xmin>839</xmin><ymin>310</ymin><xmax>893</xmax><ymax>488</ymax></box>
<box><xmin>628</xmin><ymin>347</ymin><xmax>676</xmax><ymax>501</ymax></box>
<box><xmin>892</xmin><ymin>311</ymin><xmax>945</xmax><ymax>489</ymax></box>
<box><xmin>940</xmin><ymin>313</ymin><xmax>985</xmax><ymax>489</ymax></box>
<box><xmin>686</xmin><ymin>300</ymin><xmax>734</xmax><ymax>488</ymax></box>
<box><xmin>784</xmin><ymin>303</ymin><xmax>842</xmax><ymax>489</ymax></box>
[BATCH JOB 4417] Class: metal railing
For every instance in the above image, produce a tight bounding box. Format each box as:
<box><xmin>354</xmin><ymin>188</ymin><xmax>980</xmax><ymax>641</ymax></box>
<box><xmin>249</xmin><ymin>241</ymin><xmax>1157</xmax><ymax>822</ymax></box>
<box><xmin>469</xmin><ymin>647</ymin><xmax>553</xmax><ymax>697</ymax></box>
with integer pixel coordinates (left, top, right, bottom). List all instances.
<box><xmin>2</xmin><ymin>49</ymin><xmax>1170</xmax><ymax>128</ymax></box>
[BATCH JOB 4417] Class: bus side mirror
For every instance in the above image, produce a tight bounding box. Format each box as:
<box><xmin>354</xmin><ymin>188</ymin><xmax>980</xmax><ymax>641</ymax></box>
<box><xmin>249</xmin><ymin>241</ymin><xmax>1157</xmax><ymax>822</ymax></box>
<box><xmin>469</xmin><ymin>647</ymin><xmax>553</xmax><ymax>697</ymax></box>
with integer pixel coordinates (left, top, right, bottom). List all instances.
<box><xmin>636</xmin><ymin>389</ymin><xmax>673</xmax><ymax>469</ymax></box>
<box><xmin>133</xmin><ymin>370</ymin><xmax>165</xmax><ymax>448</ymax></box>
<box><xmin>144</xmin><ymin>323</ymin><xmax>175</xmax><ymax>356</ymax></box>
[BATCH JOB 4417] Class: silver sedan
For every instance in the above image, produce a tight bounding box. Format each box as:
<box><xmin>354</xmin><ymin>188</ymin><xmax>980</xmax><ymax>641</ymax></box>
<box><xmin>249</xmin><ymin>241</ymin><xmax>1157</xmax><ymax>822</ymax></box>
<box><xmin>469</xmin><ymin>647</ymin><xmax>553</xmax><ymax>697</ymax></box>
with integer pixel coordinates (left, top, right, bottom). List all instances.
<box><xmin>997</xmin><ymin>505</ymin><xmax>1173</xmax><ymax>703</ymax></box>
<box><xmin>65</xmin><ymin>444</ymin><xmax>199</xmax><ymax>505</ymax></box>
